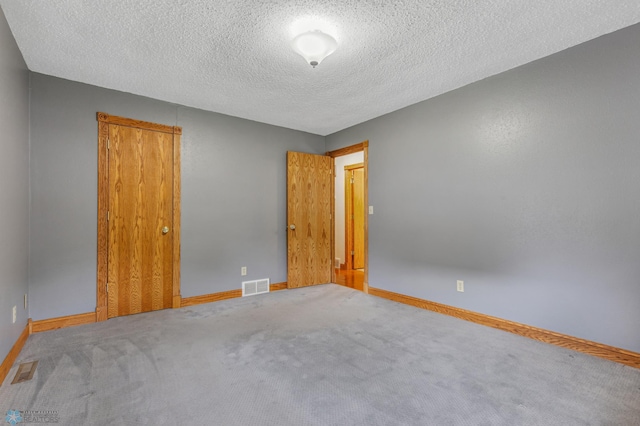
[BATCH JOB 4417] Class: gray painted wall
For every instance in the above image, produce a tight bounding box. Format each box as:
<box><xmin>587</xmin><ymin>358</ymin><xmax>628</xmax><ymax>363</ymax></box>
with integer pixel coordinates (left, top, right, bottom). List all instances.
<box><xmin>29</xmin><ymin>74</ymin><xmax>324</xmax><ymax>320</ymax></box>
<box><xmin>178</xmin><ymin>107</ymin><xmax>324</xmax><ymax>297</ymax></box>
<box><xmin>0</xmin><ymin>6</ymin><xmax>29</xmax><ymax>364</ymax></box>
<box><xmin>326</xmin><ymin>24</ymin><xmax>640</xmax><ymax>352</ymax></box>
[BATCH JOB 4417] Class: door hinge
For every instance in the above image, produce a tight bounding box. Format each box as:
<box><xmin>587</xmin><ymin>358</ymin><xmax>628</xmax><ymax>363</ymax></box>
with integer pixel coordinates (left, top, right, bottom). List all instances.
<box><xmin>107</xmin><ymin>137</ymin><xmax>110</xmax><ymax>150</ymax></box>
<box><xmin>351</xmin><ymin>251</ymin><xmax>355</xmax><ymax>256</ymax></box>
<box><xmin>107</xmin><ymin>211</ymin><xmax>110</xmax><ymax>221</ymax></box>
<box><xmin>106</xmin><ymin>283</ymin><xmax>109</xmax><ymax>293</ymax></box>
<box><xmin>350</xmin><ymin>177</ymin><xmax>354</xmax><ymax>184</ymax></box>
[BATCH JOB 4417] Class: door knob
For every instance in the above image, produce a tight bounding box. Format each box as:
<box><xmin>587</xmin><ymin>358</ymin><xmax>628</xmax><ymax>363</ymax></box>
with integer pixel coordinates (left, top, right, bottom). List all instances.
<box><xmin>289</xmin><ymin>224</ymin><xmax>296</xmax><ymax>230</ymax></box>
<box><xmin>162</xmin><ymin>226</ymin><xmax>170</xmax><ymax>234</ymax></box>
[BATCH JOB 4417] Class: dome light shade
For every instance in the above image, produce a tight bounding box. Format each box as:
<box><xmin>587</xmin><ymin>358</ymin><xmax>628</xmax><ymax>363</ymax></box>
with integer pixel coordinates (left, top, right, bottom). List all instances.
<box><xmin>291</xmin><ymin>30</ymin><xmax>337</xmax><ymax>68</ymax></box>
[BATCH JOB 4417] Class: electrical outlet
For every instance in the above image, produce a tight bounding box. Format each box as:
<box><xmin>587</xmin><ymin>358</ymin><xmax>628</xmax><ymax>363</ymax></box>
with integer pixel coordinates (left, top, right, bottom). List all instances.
<box><xmin>457</xmin><ymin>280</ymin><xmax>464</xmax><ymax>292</ymax></box>
<box><xmin>12</xmin><ymin>306</ymin><xmax>17</xmax><ymax>323</ymax></box>
<box><xmin>241</xmin><ymin>266</ymin><xmax>247</xmax><ymax>276</ymax></box>
<box><xmin>369</xmin><ymin>206</ymin><xmax>374</xmax><ymax>214</ymax></box>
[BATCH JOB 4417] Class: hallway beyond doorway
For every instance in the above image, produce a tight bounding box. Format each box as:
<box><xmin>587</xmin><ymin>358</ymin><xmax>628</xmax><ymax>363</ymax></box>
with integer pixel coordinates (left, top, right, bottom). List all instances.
<box><xmin>334</xmin><ymin>268</ymin><xmax>364</xmax><ymax>291</ymax></box>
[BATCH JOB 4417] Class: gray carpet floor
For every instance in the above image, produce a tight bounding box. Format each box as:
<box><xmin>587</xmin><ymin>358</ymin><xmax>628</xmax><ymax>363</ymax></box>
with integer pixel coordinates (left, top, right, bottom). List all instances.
<box><xmin>1</xmin><ymin>284</ymin><xmax>639</xmax><ymax>425</ymax></box>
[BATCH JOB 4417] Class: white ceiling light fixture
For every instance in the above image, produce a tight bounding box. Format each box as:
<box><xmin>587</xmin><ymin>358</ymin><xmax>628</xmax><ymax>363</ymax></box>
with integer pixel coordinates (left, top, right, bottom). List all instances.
<box><xmin>291</xmin><ymin>30</ymin><xmax>338</xmax><ymax>68</ymax></box>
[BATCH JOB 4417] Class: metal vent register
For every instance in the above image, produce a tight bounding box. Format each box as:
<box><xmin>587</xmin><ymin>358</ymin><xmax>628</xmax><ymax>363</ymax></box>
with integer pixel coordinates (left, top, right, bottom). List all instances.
<box><xmin>12</xmin><ymin>360</ymin><xmax>38</xmax><ymax>384</ymax></box>
<box><xmin>242</xmin><ymin>279</ymin><xmax>270</xmax><ymax>297</ymax></box>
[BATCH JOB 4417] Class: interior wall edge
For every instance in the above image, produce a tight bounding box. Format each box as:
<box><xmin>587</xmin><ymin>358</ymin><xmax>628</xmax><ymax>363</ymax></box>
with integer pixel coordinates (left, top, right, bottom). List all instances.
<box><xmin>0</xmin><ymin>3</ymin><xmax>30</xmax><ymax>372</ymax></box>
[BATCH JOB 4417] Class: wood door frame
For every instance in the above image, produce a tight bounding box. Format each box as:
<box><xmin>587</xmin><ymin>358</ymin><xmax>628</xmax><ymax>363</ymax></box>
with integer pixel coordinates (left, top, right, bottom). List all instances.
<box><xmin>327</xmin><ymin>141</ymin><xmax>369</xmax><ymax>293</ymax></box>
<box><xmin>344</xmin><ymin>163</ymin><xmax>364</xmax><ymax>271</ymax></box>
<box><xmin>96</xmin><ymin>112</ymin><xmax>182</xmax><ymax>322</ymax></box>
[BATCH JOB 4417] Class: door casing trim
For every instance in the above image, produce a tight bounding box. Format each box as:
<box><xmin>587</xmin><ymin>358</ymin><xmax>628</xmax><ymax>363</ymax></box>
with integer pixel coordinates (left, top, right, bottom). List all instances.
<box><xmin>96</xmin><ymin>112</ymin><xmax>182</xmax><ymax>321</ymax></box>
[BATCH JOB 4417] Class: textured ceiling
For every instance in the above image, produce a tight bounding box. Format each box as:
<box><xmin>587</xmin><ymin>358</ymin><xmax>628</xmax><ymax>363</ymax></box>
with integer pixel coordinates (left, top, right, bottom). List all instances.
<box><xmin>1</xmin><ymin>1</ymin><xmax>639</xmax><ymax>136</ymax></box>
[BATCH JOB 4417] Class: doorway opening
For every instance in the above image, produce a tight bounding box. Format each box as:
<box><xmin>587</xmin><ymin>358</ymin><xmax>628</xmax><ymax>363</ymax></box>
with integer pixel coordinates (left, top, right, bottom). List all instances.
<box><xmin>327</xmin><ymin>141</ymin><xmax>369</xmax><ymax>293</ymax></box>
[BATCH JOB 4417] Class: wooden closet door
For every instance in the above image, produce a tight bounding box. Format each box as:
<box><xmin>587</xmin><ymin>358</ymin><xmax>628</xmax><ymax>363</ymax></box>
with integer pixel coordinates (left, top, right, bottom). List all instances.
<box><xmin>107</xmin><ymin>124</ymin><xmax>174</xmax><ymax>317</ymax></box>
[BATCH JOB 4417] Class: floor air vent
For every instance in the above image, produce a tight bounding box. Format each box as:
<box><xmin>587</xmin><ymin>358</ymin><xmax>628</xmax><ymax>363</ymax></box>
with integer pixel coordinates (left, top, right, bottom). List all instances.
<box><xmin>12</xmin><ymin>360</ymin><xmax>38</xmax><ymax>384</ymax></box>
<box><xmin>242</xmin><ymin>279</ymin><xmax>270</xmax><ymax>297</ymax></box>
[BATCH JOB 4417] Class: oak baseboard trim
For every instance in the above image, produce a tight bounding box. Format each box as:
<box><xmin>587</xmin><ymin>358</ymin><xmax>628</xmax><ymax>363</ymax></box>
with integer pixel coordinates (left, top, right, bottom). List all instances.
<box><xmin>181</xmin><ymin>282</ymin><xmax>288</xmax><ymax>308</ymax></box>
<box><xmin>270</xmin><ymin>282</ymin><xmax>288</xmax><ymax>291</ymax></box>
<box><xmin>24</xmin><ymin>282</ymin><xmax>289</xmax><ymax>334</ymax></box>
<box><xmin>369</xmin><ymin>287</ymin><xmax>640</xmax><ymax>369</ymax></box>
<box><xmin>181</xmin><ymin>289</ymin><xmax>242</xmax><ymax>307</ymax></box>
<box><xmin>0</xmin><ymin>322</ymin><xmax>30</xmax><ymax>386</ymax></box>
<box><xmin>31</xmin><ymin>312</ymin><xmax>96</xmax><ymax>334</ymax></box>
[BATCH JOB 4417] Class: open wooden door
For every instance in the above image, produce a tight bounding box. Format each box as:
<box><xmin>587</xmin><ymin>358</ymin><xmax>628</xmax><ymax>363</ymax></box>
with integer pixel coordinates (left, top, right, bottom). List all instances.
<box><xmin>345</xmin><ymin>164</ymin><xmax>365</xmax><ymax>270</ymax></box>
<box><xmin>352</xmin><ymin>167</ymin><xmax>365</xmax><ymax>269</ymax></box>
<box><xmin>287</xmin><ymin>151</ymin><xmax>332</xmax><ymax>288</ymax></box>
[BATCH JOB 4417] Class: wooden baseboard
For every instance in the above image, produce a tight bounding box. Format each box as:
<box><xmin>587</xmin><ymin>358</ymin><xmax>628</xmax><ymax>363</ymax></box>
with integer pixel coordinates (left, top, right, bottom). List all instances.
<box><xmin>0</xmin><ymin>322</ymin><xmax>30</xmax><ymax>386</ymax></box>
<box><xmin>25</xmin><ymin>282</ymin><xmax>288</xmax><ymax>336</ymax></box>
<box><xmin>31</xmin><ymin>312</ymin><xmax>96</xmax><ymax>334</ymax></box>
<box><xmin>181</xmin><ymin>282</ymin><xmax>288</xmax><ymax>308</ymax></box>
<box><xmin>181</xmin><ymin>289</ymin><xmax>242</xmax><ymax>307</ymax></box>
<box><xmin>369</xmin><ymin>287</ymin><xmax>640</xmax><ymax>369</ymax></box>
<box><xmin>21</xmin><ymin>282</ymin><xmax>288</xmax><ymax>339</ymax></box>
<box><xmin>270</xmin><ymin>282</ymin><xmax>288</xmax><ymax>291</ymax></box>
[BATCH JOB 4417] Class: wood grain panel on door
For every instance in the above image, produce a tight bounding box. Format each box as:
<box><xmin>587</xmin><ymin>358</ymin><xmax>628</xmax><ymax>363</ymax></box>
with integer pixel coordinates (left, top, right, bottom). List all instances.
<box><xmin>107</xmin><ymin>124</ymin><xmax>173</xmax><ymax>317</ymax></box>
<box><xmin>287</xmin><ymin>151</ymin><xmax>332</xmax><ymax>288</ymax></box>
<box><xmin>344</xmin><ymin>164</ymin><xmax>364</xmax><ymax>271</ymax></box>
<box><xmin>353</xmin><ymin>167</ymin><xmax>365</xmax><ymax>269</ymax></box>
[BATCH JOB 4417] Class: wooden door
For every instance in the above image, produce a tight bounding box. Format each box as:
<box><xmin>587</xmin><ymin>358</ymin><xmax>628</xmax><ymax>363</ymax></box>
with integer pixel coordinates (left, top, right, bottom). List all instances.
<box><xmin>97</xmin><ymin>112</ymin><xmax>181</xmax><ymax>320</ymax></box>
<box><xmin>352</xmin><ymin>168</ymin><xmax>365</xmax><ymax>269</ymax></box>
<box><xmin>345</xmin><ymin>164</ymin><xmax>365</xmax><ymax>270</ymax></box>
<box><xmin>287</xmin><ymin>151</ymin><xmax>332</xmax><ymax>288</ymax></box>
